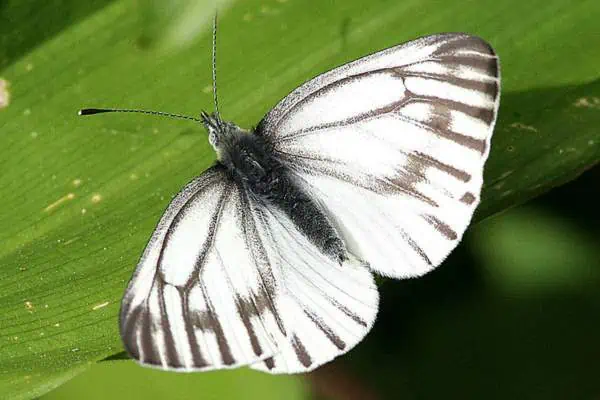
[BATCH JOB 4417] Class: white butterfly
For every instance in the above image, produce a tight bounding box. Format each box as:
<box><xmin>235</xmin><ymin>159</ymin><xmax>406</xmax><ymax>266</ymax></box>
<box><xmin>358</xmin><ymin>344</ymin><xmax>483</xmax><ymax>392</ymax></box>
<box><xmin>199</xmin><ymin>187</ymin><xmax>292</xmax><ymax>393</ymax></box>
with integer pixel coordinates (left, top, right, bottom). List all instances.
<box><xmin>82</xmin><ymin>31</ymin><xmax>500</xmax><ymax>373</ymax></box>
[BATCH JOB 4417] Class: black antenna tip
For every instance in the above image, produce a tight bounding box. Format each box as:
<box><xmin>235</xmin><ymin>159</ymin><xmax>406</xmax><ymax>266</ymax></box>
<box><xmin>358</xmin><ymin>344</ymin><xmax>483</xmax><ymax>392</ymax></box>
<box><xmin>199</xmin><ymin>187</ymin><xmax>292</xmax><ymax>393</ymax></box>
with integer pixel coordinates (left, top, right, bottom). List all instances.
<box><xmin>78</xmin><ymin>108</ymin><xmax>110</xmax><ymax>116</ymax></box>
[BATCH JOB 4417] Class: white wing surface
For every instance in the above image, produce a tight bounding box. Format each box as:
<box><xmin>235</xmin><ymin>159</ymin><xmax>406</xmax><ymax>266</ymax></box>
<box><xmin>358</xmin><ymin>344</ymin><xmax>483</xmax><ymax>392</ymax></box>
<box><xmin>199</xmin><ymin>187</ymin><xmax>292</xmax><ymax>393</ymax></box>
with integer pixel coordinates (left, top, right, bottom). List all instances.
<box><xmin>120</xmin><ymin>165</ymin><xmax>378</xmax><ymax>372</ymax></box>
<box><xmin>247</xmin><ymin>201</ymin><xmax>378</xmax><ymax>373</ymax></box>
<box><xmin>257</xmin><ymin>33</ymin><xmax>500</xmax><ymax>278</ymax></box>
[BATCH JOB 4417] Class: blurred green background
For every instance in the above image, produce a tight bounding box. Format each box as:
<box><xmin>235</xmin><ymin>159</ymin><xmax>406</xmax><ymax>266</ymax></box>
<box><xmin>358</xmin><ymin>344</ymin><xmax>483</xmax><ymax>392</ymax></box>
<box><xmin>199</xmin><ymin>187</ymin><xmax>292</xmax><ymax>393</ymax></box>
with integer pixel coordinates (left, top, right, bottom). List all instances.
<box><xmin>1</xmin><ymin>0</ymin><xmax>598</xmax><ymax>399</ymax></box>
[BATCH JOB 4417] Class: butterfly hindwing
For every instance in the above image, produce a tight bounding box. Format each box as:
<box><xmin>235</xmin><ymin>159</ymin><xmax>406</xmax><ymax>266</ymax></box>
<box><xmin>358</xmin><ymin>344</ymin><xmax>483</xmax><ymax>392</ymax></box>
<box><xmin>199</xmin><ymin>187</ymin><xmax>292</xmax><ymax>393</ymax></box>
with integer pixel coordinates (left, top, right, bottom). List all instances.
<box><xmin>257</xmin><ymin>33</ymin><xmax>500</xmax><ymax>278</ymax></box>
<box><xmin>120</xmin><ymin>165</ymin><xmax>378</xmax><ymax>372</ymax></box>
<box><xmin>246</xmin><ymin>201</ymin><xmax>378</xmax><ymax>373</ymax></box>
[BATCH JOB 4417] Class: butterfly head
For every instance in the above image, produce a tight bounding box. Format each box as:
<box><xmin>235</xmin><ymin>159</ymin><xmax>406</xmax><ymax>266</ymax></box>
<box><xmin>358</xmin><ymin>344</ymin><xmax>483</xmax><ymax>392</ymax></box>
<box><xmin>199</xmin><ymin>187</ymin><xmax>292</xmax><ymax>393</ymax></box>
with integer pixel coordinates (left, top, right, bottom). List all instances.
<box><xmin>201</xmin><ymin>111</ymin><xmax>249</xmax><ymax>162</ymax></box>
<box><xmin>201</xmin><ymin>111</ymin><xmax>223</xmax><ymax>148</ymax></box>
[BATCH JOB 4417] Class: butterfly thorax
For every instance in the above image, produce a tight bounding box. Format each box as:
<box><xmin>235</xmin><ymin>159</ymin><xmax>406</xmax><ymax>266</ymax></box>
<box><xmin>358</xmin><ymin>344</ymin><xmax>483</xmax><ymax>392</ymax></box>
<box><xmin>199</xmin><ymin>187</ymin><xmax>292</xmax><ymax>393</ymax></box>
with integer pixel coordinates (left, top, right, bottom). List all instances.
<box><xmin>202</xmin><ymin>113</ymin><xmax>348</xmax><ymax>264</ymax></box>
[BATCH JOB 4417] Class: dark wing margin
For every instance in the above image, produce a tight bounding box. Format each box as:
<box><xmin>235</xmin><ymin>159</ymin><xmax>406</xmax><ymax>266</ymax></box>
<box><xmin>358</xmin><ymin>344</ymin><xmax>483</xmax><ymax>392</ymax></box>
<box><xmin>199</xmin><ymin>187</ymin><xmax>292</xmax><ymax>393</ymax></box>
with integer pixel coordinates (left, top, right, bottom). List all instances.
<box><xmin>256</xmin><ymin>33</ymin><xmax>498</xmax><ymax>143</ymax></box>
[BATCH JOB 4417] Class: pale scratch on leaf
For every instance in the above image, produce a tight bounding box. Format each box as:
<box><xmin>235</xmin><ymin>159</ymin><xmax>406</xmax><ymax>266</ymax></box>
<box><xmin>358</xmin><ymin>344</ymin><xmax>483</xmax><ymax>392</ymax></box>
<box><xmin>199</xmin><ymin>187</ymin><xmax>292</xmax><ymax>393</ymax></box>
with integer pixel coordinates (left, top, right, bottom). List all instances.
<box><xmin>92</xmin><ymin>301</ymin><xmax>110</xmax><ymax>311</ymax></box>
<box><xmin>509</xmin><ymin>122</ymin><xmax>538</xmax><ymax>132</ymax></box>
<box><xmin>0</xmin><ymin>78</ymin><xmax>10</xmax><ymax>109</ymax></box>
<box><xmin>63</xmin><ymin>237</ymin><xmax>79</xmax><ymax>246</ymax></box>
<box><xmin>44</xmin><ymin>193</ymin><xmax>75</xmax><ymax>212</ymax></box>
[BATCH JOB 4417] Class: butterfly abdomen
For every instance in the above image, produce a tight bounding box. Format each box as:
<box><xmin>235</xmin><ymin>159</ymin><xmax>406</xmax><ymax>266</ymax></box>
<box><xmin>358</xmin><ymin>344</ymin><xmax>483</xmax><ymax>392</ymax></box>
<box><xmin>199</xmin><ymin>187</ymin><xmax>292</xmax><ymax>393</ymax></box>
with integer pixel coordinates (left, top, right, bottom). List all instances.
<box><xmin>223</xmin><ymin>132</ymin><xmax>347</xmax><ymax>263</ymax></box>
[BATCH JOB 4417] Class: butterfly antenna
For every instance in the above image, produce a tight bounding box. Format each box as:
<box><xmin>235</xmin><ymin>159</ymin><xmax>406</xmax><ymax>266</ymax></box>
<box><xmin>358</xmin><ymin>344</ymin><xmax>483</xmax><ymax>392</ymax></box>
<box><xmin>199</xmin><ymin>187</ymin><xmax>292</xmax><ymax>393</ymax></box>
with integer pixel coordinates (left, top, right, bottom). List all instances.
<box><xmin>211</xmin><ymin>12</ymin><xmax>220</xmax><ymax>120</ymax></box>
<box><xmin>77</xmin><ymin>108</ymin><xmax>202</xmax><ymax>122</ymax></box>
<box><xmin>79</xmin><ymin>14</ymin><xmax>221</xmax><ymax>125</ymax></box>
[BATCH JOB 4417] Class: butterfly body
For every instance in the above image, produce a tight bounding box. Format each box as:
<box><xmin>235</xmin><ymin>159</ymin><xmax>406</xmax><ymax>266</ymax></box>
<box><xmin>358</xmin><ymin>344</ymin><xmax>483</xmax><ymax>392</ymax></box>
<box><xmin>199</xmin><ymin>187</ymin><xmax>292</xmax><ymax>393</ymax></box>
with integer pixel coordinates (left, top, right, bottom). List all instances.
<box><xmin>203</xmin><ymin>112</ymin><xmax>349</xmax><ymax>264</ymax></box>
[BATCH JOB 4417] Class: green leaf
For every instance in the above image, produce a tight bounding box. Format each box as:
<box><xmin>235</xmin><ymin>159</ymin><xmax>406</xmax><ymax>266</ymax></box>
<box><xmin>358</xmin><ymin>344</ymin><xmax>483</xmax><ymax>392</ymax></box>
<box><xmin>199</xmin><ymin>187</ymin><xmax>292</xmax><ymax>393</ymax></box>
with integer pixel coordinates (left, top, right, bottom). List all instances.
<box><xmin>41</xmin><ymin>362</ymin><xmax>308</xmax><ymax>400</ymax></box>
<box><xmin>350</xmin><ymin>205</ymin><xmax>600</xmax><ymax>399</ymax></box>
<box><xmin>479</xmin><ymin>80</ymin><xmax>600</xmax><ymax>219</ymax></box>
<box><xmin>1</xmin><ymin>0</ymin><xmax>598</xmax><ymax>399</ymax></box>
<box><xmin>471</xmin><ymin>206</ymin><xmax>600</xmax><ymax>294</ymax></box>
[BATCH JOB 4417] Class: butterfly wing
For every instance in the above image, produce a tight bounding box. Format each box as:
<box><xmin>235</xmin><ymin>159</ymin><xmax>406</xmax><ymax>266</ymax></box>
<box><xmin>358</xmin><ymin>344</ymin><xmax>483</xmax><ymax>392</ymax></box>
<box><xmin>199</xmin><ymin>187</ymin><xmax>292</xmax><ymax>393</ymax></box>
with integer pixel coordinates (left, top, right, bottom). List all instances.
<box><xmin>257</xmin><ymin>33</ymin><xmax>500</xmax><ymax>278</ymax></box>
<box><xmin>245</xmin><ymin>194</ymin><xmax>378</xmax><ymax>373</ymax></box>
<box><xmin>120</xmin><ymin>165</ymin><xmax>378</xmax><ymax>372</ymax></box>
<box><xmin>120</xmin><ymin>165</ymin><xmax>272</xmax><ymax>371</ymax></box>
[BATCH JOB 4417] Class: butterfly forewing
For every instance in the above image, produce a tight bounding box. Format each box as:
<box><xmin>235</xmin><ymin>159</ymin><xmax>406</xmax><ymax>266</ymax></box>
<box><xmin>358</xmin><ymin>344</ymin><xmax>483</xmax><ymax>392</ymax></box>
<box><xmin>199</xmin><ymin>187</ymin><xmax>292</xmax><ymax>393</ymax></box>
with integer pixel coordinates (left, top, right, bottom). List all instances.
<box><xmin>258</xmin><ymin>33</ymin><xmax>500</xmax><ymax>278</ymax></box>
<box><xmin>120</xmin><ymin>166</ymin><xmax>278</xmax><ymax>370</ymax></box>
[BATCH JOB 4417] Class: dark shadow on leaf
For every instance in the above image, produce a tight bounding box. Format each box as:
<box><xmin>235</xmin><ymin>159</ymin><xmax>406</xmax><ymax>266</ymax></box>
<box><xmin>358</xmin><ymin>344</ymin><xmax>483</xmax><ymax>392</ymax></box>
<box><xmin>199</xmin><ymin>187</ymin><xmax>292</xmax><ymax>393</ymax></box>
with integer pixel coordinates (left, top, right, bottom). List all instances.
<box><xmin>477</xmin><ymin>78</ymin><xmax>600</xmax><ymax>220</ymax></box>
<box><xmin>0</xmin><ymin>0</ymin><xmax>116</xmax><ymax>66</ymax></box>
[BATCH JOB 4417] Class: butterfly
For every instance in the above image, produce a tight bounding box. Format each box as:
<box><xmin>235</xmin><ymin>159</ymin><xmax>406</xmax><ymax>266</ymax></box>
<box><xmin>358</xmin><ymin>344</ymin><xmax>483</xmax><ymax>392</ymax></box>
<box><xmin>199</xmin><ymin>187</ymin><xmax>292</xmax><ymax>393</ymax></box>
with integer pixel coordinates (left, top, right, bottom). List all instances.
<box><xmin>80</xmin><ymin>27</ymin><xmax>500</xmax><ymax>373</ymax></box>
